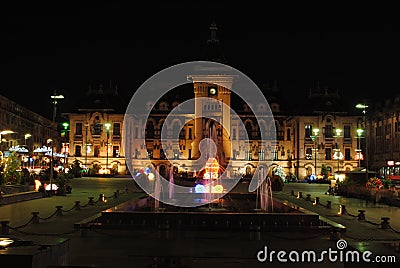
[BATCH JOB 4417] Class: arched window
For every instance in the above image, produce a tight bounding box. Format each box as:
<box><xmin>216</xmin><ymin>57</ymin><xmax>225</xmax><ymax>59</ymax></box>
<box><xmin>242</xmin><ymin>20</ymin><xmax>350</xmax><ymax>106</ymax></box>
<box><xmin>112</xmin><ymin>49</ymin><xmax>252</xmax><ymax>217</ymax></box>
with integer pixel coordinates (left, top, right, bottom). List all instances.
<box><xmin>146</xmin><ymin>121</ymin><xmax>154</xmax><ymax>139</ymax></box>
<box><xmin>172</xmin><ymin>122</ymin><xmax>181</xmax><ymax>140</ymax></box>
<box><xmin>245</xmin><ymin>121</ymin><xmax>252</xmax><ymax>138</ymax></box>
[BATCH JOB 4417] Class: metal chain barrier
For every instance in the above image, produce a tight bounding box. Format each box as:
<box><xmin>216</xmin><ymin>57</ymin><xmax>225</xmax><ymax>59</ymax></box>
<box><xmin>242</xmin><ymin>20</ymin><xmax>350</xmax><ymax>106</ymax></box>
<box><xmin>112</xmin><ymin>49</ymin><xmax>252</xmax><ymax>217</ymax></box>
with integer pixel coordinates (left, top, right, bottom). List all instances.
<box><xmin>8</xmin><ymin>226</ymin><xmax>79</xmax><ymax>236</ymax></box>
<box><xmin>283</xmin><ymin>189</ymin><xmax>400</xmax><ymax>234</ymax></box>
<box><xmin>62</xmin><ymin>203</ymin><xmax>78</xmax><ymax>212</ymax></box>
<box><xmin>38</xmin><ymin>210</ymin><xmax>59</xmax><ymax>221</ymax></box>
<box><xmin>1</xmin><ymin>187</ymin><xmax>135</xmax><ymax>235</ymax></box>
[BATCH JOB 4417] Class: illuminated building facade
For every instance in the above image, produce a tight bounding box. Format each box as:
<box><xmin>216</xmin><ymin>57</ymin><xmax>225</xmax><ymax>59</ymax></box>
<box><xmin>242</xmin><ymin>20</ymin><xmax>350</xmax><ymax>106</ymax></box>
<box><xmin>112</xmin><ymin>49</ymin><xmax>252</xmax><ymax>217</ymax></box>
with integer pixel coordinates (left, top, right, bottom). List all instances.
<box><xmin>65</xmin><ymin>24</ymin><xmax>363</xmax><ymax>180</ymax></box>
<box><xmin>0</xmin><ymin>94</ymin><xmax>58</xmax><ymax>160</ymax></box>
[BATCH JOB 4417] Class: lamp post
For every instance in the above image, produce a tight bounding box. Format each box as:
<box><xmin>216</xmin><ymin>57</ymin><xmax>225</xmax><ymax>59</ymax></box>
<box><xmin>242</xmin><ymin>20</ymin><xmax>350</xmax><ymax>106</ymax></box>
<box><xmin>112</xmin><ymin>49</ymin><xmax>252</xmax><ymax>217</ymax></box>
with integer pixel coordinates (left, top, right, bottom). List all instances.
<box><xmin>61</xmin><ymin>122</ymin><xmax>69</xmax><ymax>169</ymax></box>
<box><xmin>334</xmin><ymin>128</ymin><xmax>343</xmax><ymax>173</ymax></box>
<box><xmin>0</xmin><ymin>130</ymin><xmax>15</xmax><ymax>159</ymax></box>
<box><xmin>50</xmin><ymin>90</ymin><xmax>64</xmax><ymax>196</ymax></box>
<box><xmin>356</xmin><ymin>128</ymin><xmax>364</xmax><ymax>168</ymax></box>
<box><xmin>24</xmin><ymin>133</ymin><xmax>31</xmax><ymax>168</ymax></box>
<box><xmin>51</xmin><ymin>90</ymin><xmax>64</xmax><ymax>123</ymax></box>
<box><xmin>47</xmin><ymin>138</ymin><xmax>54</xmax><ymax>195</ymax></box>
<box><xmin>311</xmin><ymin>128</ymin><xmax>320</xmax><ymax>176</ymax></box>
<box><xmin>356</xmin><ymin>103</ymin><xmax>369</xmax><ymax>181</ymax></box>
<box><xmin>105</xmin><ymin>123</ymin><xmax>111</xmax><ymax>171</ymax></box>
<box><xmin>85</xmin><ymin>123</ymin><xmax>89</xmax><ymax>168</ymax></box>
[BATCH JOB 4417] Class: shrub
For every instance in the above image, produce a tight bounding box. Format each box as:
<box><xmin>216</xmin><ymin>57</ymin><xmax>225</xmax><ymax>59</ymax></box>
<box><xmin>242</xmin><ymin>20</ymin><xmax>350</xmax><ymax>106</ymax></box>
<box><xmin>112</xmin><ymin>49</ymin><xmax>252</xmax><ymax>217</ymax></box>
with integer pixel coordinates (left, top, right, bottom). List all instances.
<box><xmin>4</xmin><ymin>151</ymin><xmax>21</xmax><ymax>184</ymax></box>
<box><xmin>88</xmin><ymin>164</ymin><xmax>101</xmax><ymax>176</ymax></box>
<box><xmin>71</xmin><ymin>159</ymin><xmax>82</xmax><ymax>178</ymax></box>
<box><xmin>270</xmin><ymin>175</ymin><xmax>284</xmax><ymax>191</ymax></box>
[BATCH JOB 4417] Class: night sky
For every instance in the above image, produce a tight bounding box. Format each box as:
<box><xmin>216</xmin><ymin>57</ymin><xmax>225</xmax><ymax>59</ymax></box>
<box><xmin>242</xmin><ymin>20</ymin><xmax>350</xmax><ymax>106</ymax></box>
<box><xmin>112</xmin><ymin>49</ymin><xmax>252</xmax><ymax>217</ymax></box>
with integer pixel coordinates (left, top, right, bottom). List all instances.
<box><xmin>2</xmin><ymin>2</ymin><xmax>400</xmax><ymax>119</ymax></box>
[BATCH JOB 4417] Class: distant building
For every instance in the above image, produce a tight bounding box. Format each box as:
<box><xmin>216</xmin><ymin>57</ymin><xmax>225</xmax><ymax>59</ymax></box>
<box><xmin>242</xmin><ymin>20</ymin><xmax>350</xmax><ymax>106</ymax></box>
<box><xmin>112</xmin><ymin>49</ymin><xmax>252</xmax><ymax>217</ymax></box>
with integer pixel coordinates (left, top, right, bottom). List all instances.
<box><xmin>369</xmin><ymin>95</ymin><xmax>400</xmax><ymax>179</ymax></box>
<box><xmin>63</xmin><ymin>82</ymin><xmax>126</xmax><ymax>173</ymax></box>
<box><xmin>0</xmin><ymin>94</ymin><xmax>58</xmax><ymax>162</ymax></box>
<box><xmin>64</xmin><ymin>23</ymin><xmax>363</xmax><ymax>180</ymax></box>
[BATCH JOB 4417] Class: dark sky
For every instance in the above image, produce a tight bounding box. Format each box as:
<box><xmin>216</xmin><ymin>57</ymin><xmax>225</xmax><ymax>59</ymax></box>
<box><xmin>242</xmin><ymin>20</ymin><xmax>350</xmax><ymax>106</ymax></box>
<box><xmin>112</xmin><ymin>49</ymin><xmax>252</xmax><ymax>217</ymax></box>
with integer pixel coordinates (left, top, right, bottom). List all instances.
<box><xmin>2</xmin><ymin>2</ymin><xmax>400</xmax><ymax>119</ymax></box>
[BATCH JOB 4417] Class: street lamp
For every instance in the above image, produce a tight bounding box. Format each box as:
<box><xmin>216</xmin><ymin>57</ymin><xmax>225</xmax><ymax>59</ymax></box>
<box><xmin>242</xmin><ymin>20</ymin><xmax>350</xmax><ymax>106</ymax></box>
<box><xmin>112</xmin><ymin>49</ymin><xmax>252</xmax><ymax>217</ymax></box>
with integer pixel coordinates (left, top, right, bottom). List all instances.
<box><xmin>334</xmin><ymin>128</ymin><xmax>343</xmax><ymax>173</ymax></box>
<box><xmin>61</xmin><ymin>122</ymin><xmax>69</xmax><ymax>169</ymax></box>
<box><xmin>356</xmin><ymin>128</ymin><xmax>364</xmax><ymax>168</ymax></box>
<box><xmin>24</xmin><ymin>133</ymin><xmax>31</xmax><ymax>148</ymax></box>
<box><xmin>50</xmin><ymin>90</ymin><xmax>64</xmax><ymax>195</ymax></box>
<box><xmin>356</xmin><ymin>103</ymin><xmax>369</xmax><ymax>181</ymax></box>
<box><xmin>85</xmin><ymin>123</ymin><xmax>89</xmax><ymax>168</ymax></box>
<box><xmin>0</xmin><ymin>130</ymin><xmax>15</xmax><ymax>159</ymax></box>
<box><xmin>51</xmin><ymin>90</ymin><xmax>64</xmax><ymax>123</ymax></box>
<box><xmin>24</xmin><ymin>133</ymin><xmax>32</xmax><ymax>168</ymax></box>
<box><xmin>105</xmin><ymin>123</ymin><xmax>111</xmax><ymax>171</ymax></box>
<box><xmin>311</xmin><ymin>128</ymin><xmax>320</xmax><ymax>176</ymax></box>
<box><xmin>47</xmin><ymin>138</ymin><xmax>54</xmax><ymax>195</ymax></box>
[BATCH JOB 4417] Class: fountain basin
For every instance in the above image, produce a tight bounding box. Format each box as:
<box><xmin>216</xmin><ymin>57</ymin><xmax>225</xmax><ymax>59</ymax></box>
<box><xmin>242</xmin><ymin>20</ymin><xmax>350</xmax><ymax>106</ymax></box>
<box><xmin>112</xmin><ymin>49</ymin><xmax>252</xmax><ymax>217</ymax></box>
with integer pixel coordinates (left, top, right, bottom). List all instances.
<box><xmin>97</xmin><ymin>193</ymin><xmax>321</xmax><ymax>231</ymax></box>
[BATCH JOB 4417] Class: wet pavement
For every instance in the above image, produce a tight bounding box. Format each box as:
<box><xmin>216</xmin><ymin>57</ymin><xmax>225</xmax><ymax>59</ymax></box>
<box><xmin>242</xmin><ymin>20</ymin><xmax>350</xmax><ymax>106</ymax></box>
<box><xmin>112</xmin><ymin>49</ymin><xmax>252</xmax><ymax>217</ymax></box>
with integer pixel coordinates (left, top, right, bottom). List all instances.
<box><xmin>1</xmin><ymin>178</ymin><xmax>400</xmax><ymax>267</ymax></box>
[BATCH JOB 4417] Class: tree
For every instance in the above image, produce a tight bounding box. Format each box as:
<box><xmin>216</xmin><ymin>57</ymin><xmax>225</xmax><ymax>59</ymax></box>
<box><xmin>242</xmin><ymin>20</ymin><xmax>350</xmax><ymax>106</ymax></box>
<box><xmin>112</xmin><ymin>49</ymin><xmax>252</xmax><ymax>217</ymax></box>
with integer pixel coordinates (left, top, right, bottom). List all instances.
<box><xmin>0</xmin><ymin>159</ymin><xmax>6</xmax><ymax>185</ymax></box>
<box><xmin>274</xmin><ymin>165</ymin><xmax>286</xmax><ymax>182</ymax></box>
<box><xmin>71</xmin><ymin>158</ymin><xmax>82</xmax><ymax>178</ymax></box>
<box><xmin>56</xmin><ymin>171</ymin><xmax>71</xmax><ymax>196</ymax></box>
<box><xmin>4</xmin><ymin>151</ymin><xmax>21</xmax><ymax>184</ymax></box>
<box><xmin>321</xmin><ymin>164</ymin><xmax>329</xmax><ymax>179</ymax></box>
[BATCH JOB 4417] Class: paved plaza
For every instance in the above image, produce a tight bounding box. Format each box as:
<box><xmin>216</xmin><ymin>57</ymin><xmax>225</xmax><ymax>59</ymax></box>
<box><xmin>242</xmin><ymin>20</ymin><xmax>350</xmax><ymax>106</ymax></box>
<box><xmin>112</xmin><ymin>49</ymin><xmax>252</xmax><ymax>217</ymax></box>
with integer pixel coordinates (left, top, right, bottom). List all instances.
<box><xmin>1</xmin><ymin>178</ymin><xmax>399</xmax><ymax>267</ymax></box>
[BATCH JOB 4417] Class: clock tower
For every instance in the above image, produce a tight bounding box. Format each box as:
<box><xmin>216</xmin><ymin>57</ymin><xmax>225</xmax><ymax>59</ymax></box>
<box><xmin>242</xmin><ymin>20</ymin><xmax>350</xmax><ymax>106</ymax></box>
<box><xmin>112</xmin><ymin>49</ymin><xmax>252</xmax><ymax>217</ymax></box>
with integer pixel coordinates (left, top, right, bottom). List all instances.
<box><xmin>187</xmin><ymin>22</ymin><xmax>234</xmax><ymax>165</ymax></box>
<box><xmin>187</xmin><ymin>73</ymin><xmax>234</xmax><ymax>164</ymax></box>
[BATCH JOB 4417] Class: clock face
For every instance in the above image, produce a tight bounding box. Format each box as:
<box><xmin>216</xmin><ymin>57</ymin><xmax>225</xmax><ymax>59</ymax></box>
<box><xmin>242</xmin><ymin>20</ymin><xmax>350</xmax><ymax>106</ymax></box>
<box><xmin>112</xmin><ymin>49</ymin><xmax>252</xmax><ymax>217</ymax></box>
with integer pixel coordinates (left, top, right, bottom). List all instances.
<box><xmin>209</xmin><ymin>87</ymin><xmax>217</xmax><ymax>95</ymax></box>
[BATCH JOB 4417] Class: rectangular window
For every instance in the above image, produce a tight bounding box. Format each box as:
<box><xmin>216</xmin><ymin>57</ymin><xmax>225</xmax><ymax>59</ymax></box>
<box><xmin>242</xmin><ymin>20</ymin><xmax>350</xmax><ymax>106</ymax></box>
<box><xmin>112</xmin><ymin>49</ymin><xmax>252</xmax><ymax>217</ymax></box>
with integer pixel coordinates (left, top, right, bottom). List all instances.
<box><xmin>272</xmin><ymin>150</ymin><xmax>278</xmax><ymax>161</ymax></box>
<box><xmin>113</xmin><ymin>146</ymin><xmax>119</xmax><ymax>157</ymax></box>
<box><xmin>232</xmin><ymin>128</ymin><xmax>236</xmax><ymax>140</ymax></box>
<box><xmin>305</xmin><ymin>125</ymin><xmax>312</xmax><ymax>138</ymax></box>
<box><xmin>286</xmin><ymin>129</ymin><xmax>291</xmax><ymax>141</ymax></box>
<box><xmin>345</xmin><ymin>148</ymin><xmax>350</xmax><ymax>161</ymax></box>
<box><xmin>76</xmin><ymin>123</ymin><xmax>82</xmax><ymax>135</ymax></box>
<box><xmin>325</xmin><ymin>125</ymin><xmax>333</xmax><ymax>138</ymax></box>
<box><xmin>189</xmin><ymin>128</ymin><xmax>193</xmax><ymax>140</ymax></box>
<box><xmin>258</xmin><ymin>149</ymin><xmax>265</xmax><ymax>160</ymax></box>
<box><xmin>75</xmin><ymin>145</ymin><xmax>82</xmax><ymax>157</ymax></box>
<box><xmin>343</xmin><ymin>126</ymin><xmax>351</xmax><ymax>139</ymax></box>
<box><xmin>113</xmin><ymin>123</ymin><xmax>121</xmax><ymax>136</ymax></box>
<box><xmin>325</xmin><ymin>148</ymin><xmax>332</xmax><ymax>160</ymax></box>
<box><xmin>94</xmin><ymin>145</ymin><xmax>100</xmax><ymax>157</ymax></box>
<box><xmin>147</xmin><ymin>150</ymin><xmax>153</xmax><ymax>159</ymax></box>
<box><xmin>245</xmin><ymin>150</ymin><xmax>252</xmax><ymax>161</ymax></box>
<box><xmin>305</xmin><ymin>148</ymin><xmax>312</xmax><ymax>160</ymax></box>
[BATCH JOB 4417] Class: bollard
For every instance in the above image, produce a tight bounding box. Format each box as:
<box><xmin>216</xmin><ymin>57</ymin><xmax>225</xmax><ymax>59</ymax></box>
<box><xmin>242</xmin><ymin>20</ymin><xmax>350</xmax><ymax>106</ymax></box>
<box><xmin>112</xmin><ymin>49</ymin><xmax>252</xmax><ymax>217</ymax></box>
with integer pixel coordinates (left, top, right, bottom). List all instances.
<box><xmin>249</xmin><ymin>223</ymin><xmax>261</xmax><ymax>241</ymax></box>
<box><xmin>158</xmin><ymin>221</ymin><xmax>170</xmax><ymax>239</ymax></box>
<box><xmin>381</xmin><ymin>217</ymin><xmax>390</xmax><ymax>229</ymax></box>
<box><xmin>357</xmin><ymin>210</ymin><xmax>366</xmax><ymax>221</ymax></box>
<box><xmin>306</xmin><ymin>194</ymin><xmax>311</xmax><ymax>201</ymax></box>
<box><xmin>31</xmin><ymin>212</ymin><xmax>40</xmax><ymax>224</ymax></box>
<box><xmin>326</xmin><ymin>200</ymin><xmax>332</xmax><ymax>209</ymax></box>
<box><xmin>297</xmin><ymin>191</ymin><xmax>303</xmax><ymax>199</ymax></box>
<box><xmin>80</xmin><ymin>223</ymin><xmax>89</xmax><ymax>237</ymax></box>
<box><xmin>88</xmin><ymin>197</ymin><xmax>94</xmax><ymax>205</ymax></box>
<box><xmin>338</xmin><ymin>205</ymin><xmax>346</xmax><ymax>215</ymax></box>
<box><xmin>290</xmin><ymin>190</ymin><xmax>295</xmax><ymax>196</ymax></box>
<box><xmin>125</xmin><ymin>188</ymin><xmax>129</xmax><ymax>193</ymax></box>
<box><xmin>56</xmin><ymin>206</ymin><xmax>63</xmax><ymax>216</ymax></box>
<box><xmin>98</xmin><ymin>193</ymin><xmax>105</xmax><ymax>202</ymax></box>
<box><xmin>1</xmin><ymin>220</ymin><xmax>10</xmax><ymax>235</ymax></box>
<box><xmin>313</xmin><ymin>197</ymin><xmax>320</xmax><ymax>206</ymax></box>
<box><xmin>330</xmin><ymin>227</ymin><xmax>341</xmax><ymax>241</ymax></box>
<box><xmin>116</xmin><ymin>189</ymin><xmax>120</xmax><ymax>196</ymax></box>
<box><xmin>113</xmin><ymin>192</ymin><xmax>118</xmax><ymax>198</ymax></box>
<box><xmin>75</xmin><ymin>201</ymin><xmax>81</xmax><ymax>210</ymax></box>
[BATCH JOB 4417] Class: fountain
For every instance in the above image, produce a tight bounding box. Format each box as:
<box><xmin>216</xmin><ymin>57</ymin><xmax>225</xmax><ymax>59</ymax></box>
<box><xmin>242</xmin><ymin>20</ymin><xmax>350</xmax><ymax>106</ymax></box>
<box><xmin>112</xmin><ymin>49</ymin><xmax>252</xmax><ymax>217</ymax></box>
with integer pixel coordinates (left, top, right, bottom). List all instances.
<box><xmin>168</xmin><ymin>167</ymin><xmax>174</xmax><ymax>199</ymax></box>
<box><xmin>82</xmin><ymin>129</ymin><xmax>329</xmax><ymax>233</ymax></box>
